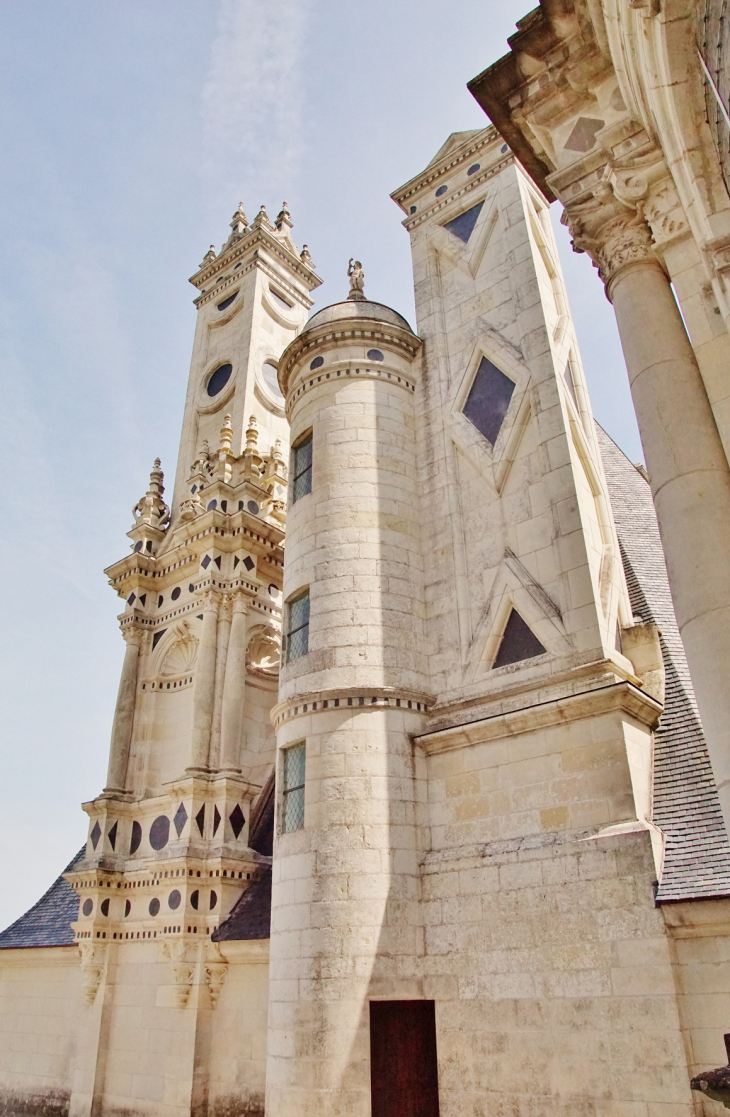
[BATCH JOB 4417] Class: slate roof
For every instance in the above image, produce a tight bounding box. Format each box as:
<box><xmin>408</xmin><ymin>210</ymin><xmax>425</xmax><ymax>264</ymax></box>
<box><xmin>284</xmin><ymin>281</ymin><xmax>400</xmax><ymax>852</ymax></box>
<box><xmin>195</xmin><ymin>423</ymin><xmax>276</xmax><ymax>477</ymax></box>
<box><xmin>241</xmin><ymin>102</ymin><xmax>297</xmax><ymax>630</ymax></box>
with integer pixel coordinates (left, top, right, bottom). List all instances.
<box><xmin>0</xmin><ymin>847</ymin><xmax>83</xmax><ymax>948</ymax></box>
<box><xmin>597</xmin><ymin>424</ymin><xmax>730</xmax><ymax>901</ymax></box>
<box><xmin>214</xmin><ymin>778</ymin><xmax>274</xmax><ymax>942</ymax></box>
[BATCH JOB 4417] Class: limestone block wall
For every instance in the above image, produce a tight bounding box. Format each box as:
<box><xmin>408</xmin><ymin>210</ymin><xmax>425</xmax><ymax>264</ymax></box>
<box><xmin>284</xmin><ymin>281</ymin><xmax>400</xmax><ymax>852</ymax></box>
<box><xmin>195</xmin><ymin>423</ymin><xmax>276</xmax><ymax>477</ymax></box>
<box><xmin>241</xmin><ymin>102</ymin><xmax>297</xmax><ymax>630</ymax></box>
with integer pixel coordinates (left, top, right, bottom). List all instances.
<box><xmin>417</xmin><ymin>699</ymin><xmax>696</xmax><ymax>1117</ymax></box>
<box><xmin>0</xmin><ymin>946</ymin><xmax>81</xmax><ymax>1117</ymax></box>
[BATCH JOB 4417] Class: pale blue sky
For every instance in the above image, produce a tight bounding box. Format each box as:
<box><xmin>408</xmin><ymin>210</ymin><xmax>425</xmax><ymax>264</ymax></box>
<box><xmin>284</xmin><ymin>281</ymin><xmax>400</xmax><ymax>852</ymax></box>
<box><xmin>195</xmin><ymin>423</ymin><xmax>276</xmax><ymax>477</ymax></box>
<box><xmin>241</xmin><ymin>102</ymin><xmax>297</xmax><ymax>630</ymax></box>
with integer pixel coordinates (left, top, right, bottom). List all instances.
<box><xmin>0</xmin><ymin>1</ymin><xmax>641</xmax><ymax>929</ymax></box>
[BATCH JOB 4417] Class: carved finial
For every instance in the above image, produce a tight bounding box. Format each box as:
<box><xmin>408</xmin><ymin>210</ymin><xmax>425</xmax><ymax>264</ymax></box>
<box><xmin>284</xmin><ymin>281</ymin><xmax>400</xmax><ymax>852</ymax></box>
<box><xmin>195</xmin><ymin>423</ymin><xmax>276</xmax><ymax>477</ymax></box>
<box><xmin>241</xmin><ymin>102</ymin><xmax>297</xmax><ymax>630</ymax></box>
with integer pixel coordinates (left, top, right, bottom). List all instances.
<box><xmin>347</xmin><ymin>258</ymin><xmax>365</xmax><ymax>301</ymax></box>
<box><xmin>271</xmin><ymin>438</ymin><xmax>284</xmax><ymax>463</ymax></box>
<box><xmin>230</xmin><ymin>201</ymin><xmax>248</xmax><ymax>236</ymax></box>
<box><xmin>219</xmin><ymin>414</ymin><xmax>233</xmax><ymax>454</ymax></box>
<box><xmin>245</xmin><ymin>415</ymin><xmax>259</xmax><ymax>451</ymax></box>
<box><xmin>200</xmin><ymin>245</ymin><xmax>217</xmax><ymax>268</ymax></box>
<box><xmin>300</xmin><ymin>244</ymin><xmax>313</xmax><ymax>267</ymax></box>
<box><xmin>252</xmin><ymin>205</ymin><xmax>270</xmax><ymax>230</ymax></box>
<box><xmin>132</xmin><ymin>459</ymin><xmax>170</xmax><ymax>531</ymax></box>
<box><xmin>275</xmin><ymin>202</ymin><xmax>292</xmax><ymax>231</ymax></box>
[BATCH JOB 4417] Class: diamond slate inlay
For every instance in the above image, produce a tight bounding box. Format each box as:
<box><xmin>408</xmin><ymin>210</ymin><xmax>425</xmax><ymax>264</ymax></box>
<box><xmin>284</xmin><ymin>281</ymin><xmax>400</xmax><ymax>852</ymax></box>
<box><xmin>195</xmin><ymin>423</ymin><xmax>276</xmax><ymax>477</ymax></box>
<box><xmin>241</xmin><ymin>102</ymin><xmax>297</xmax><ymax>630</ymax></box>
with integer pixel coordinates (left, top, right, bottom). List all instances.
<box><xmin>229</xmin><ymin>804</ymin><xmax>245</xmax><ymax>839</ymax></box>
<box><xmin>173</xmin><ymin>802</ymin><xmax>188</xmax><ymax>837</ymax></box>
<box><xmin>195</xmin><ymin>805</ymin><xmax>206</xmax><ymax>837</ymax></box>
<box><xmin>213</xmin><ymin>806</ymin><xmax>222</xmax><ymax>836</ymax></box>
<box><xmin>107</xmin><ymin>821</ymin><xmax>118</xmax><ymax>851</ymax></box>
<box><xmin>90</xmin><ymin>821</ymin><xmax>101</xmax><ymax>850</ymax></box>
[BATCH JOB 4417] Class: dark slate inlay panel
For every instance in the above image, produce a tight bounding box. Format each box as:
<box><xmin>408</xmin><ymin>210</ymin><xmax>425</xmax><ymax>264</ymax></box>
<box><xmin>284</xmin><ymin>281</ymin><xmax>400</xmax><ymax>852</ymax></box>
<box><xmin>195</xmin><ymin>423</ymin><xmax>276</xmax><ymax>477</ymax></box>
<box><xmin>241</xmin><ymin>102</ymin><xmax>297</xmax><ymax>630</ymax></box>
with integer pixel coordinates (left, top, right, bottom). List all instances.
<box><xmin>90</xmin><ymin>821</ymin><xmax>101</xmax><ymax>850</ymax></box>
<box><xmin>168</xmin><ymin>889</ymin><xmax>181</xmax><ymax>910</ymax></box>
<box><xmin>149</xmin><ymin>816</ymin><xmax>170</xmax><ymax>851</ymax></box>
<box><xmin>463</xmin><ymin>356</ymin><xmax>515</xmax><ymax>447</ymax></box>
<box><xmin>149</xmin><ymin>898</ymin><xmax>160</xmax><ymax>917</ymax></box>
<box><xmin>493</xmin><ymin>610</ymin><xmax>546</xmax><ymax>669</ymax></box>
<box><xmin>107</xmin><ymin>822</ymin><xmax>118</xmax><ymax>851</ymax></box>
<box><xmin>443</xmin><ymin>200</ymin><xmax>484</xmax><ymax>243</ymax></box>
<box><xmin>229</xmin><ymin>804</ymin><xmax>245</xmax><ymax>839</ymax></box>
<box><xmin>82</xmin><ymin>899</ymin><xmax>93</xmax><ymax>917</ymax></box>
<box><xmin>191</xmin><ymin>889</ymin><xmax>200</xmax><ymax>910</ymax></box>
<box><xmin>213</xmin><ymin>806</ymin><xmax>222</xmax><ymax>836</ymax></box>
<box><xmin>564</xmin><ymin>116</ymin><xmax>605</xmax><ymax>153</ymax></box>
<box><xmin>210</xmin><ymin>890</ymin><xmax>218</xmax><ymax>910</ymax></box>
<box><xmin>173</xmin><ymin>802</ymin><xmax>188</xmax><ymax>837</ymax></box>
<box><xmin>196</xmin><ymin>805</ymin><xmax>206</xmax><ymax>837</ymax></box>
<box><xmin>130</xmin><ymin>820</ymin><xmax>142</xmax><ymax>854</ymax></box>
<box><xmin>152</xmin><ymin>629</ymin><xmax>167</xmax><ymax>650</ymax></box>
<box><xmin>101</xmin><ymin>898</ymin><xmax>110</xmax><ymax>917</ymax></box>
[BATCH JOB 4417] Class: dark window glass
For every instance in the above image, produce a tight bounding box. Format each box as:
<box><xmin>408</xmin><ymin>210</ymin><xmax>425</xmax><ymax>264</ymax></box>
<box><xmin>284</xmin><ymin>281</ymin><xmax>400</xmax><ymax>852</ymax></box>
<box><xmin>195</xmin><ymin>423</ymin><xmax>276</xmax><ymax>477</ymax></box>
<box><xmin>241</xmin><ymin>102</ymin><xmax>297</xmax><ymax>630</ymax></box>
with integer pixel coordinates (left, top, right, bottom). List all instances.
<box><xmin>285</xmin><ymin>590</ymin><xmax>310</xmax><ymax>662</ymax></box>
<box><xmin>493</xmin><ymin>609</ymin><xmax>546</xmax><ymax>669</ymax></box>
<box><xmin>367</xmin><ymin>349</ymin><xmax>384</xmax><ymax>362</ymax></box>
<box><xmin>462</xmin><ymin>356</ymin><xmax>515</xmax><ymax>446</ymax></box>
<box><xmin>282</xmin><ymin>742</ymin><xmax>306</xmax><ymax>833</ymax></box>
<box><xmin>443</xmin><ymin>200</ymin><xmax>484</xmax><ymax>243</ymax></box>
<box><xmin>270</xmin><ymin>287</ymin><xmax>293</xmax><ymax>310</ymax></box>
<box><xmin>206</xmin><ymin>362</ymin><xmax>233</xmax><ymax>397</ymax></box>
<box><xmin>263</xmin><ymin>361</ymin><xmax>283</xmax><ymax>399</ymax></box>
<box><xmin>292</xmin><ymin>432</ymin><xmax>313</xmax><ymax>502</ymax></box>
<box><xmin>217</xmin><ymin>291</ymin><xmax>238</xmax><ymax>311</ymax></box>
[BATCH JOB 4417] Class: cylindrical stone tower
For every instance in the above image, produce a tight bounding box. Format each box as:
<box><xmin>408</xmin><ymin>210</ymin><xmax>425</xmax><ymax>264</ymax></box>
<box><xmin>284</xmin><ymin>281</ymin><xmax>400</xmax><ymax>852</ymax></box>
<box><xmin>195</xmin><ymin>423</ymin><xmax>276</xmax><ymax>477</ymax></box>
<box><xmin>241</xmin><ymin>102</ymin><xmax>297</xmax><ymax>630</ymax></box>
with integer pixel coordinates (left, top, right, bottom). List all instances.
<box><xmin>266</xmin><ymin>295</ymin><xmax>427</xmax><ymax>1117</ymax></box>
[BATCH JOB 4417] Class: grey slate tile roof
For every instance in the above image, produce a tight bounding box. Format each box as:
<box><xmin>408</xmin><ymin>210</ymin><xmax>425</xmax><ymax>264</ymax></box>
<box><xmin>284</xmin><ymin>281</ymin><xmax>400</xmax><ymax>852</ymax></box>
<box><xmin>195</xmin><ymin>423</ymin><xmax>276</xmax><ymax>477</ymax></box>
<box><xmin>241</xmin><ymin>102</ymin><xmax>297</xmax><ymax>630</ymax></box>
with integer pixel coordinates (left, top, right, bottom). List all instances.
<box><xmin>212</xmin><ymin>868</ymin><xmax>272</xmax><ymax>942</ymax></box>
<box><xmin>597</xmin><ymin>424</ymin><xmax>730</xmax><ymax>901</ymax></box>
<box><xmin>0</xmin><ymin>847</ymin><xmax>83</xmax><ymax>948</ymax></box>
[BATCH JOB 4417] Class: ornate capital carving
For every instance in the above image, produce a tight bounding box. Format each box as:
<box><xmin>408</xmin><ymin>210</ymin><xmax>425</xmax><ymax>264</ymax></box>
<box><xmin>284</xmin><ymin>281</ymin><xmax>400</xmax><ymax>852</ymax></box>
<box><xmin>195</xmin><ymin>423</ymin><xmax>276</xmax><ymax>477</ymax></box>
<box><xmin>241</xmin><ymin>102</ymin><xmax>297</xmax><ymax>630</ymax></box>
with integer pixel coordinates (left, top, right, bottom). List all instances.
<box><xmin>78</xmin><ymin>942</ymin><xmax>107</xmax><ymax>1006</ymax></box>
<box><xmin>121</xmin><ymin>625</ymin><xmax>145</xmax><ymax>649</ymax></box>
<box><xmin>563</xmin><ymin>203</ymin><xmax>660</xmax><ymax>296</ymax></box>
<box><xmin>162</xmin><ymin>940</ymin><xmax>197</xmax><ymax>1009</ymax></box>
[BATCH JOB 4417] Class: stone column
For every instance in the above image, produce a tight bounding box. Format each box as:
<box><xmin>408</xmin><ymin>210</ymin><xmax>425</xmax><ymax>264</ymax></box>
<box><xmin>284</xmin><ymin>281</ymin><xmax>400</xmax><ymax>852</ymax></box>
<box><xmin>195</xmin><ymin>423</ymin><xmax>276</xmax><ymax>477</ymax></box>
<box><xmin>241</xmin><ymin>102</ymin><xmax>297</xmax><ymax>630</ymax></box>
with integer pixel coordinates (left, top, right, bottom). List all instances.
<box><xmin>220</xmin><ymin>593</ymin><xmax>248</xmax><ymax>773</ymax></box>
<box><xmin>189</xmin><ymin>591</ymin><xmax>220</xmax><ymax>771</ymax></box>
<box><xmin>208</xmin><ymin>594</ymin><xmax>232</xmax><ymax>770</ymax></box>
<box><xmin>582</xmin><ymin>208</ymin><xmax>730</xmax><ymax>833</ymax></box>
<box><xmin>104</xmin><ymin>628</ymin><xmax>142</xmax><ymax>793</ymax></box>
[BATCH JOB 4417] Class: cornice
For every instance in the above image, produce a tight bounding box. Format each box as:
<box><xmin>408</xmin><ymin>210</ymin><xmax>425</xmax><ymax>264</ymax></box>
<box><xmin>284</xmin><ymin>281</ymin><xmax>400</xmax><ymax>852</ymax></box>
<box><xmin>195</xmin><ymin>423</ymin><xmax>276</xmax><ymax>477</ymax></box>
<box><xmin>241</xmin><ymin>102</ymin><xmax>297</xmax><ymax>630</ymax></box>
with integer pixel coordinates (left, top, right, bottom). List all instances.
<box><xmin>189</xmin><ymin>225</ymin><xmax>321</xmax><ymax>308</ymax></box>
<box><xmin>390</xmin><ymin>125</ymin><xmax>500</xmax><ymax>207</ymax></box>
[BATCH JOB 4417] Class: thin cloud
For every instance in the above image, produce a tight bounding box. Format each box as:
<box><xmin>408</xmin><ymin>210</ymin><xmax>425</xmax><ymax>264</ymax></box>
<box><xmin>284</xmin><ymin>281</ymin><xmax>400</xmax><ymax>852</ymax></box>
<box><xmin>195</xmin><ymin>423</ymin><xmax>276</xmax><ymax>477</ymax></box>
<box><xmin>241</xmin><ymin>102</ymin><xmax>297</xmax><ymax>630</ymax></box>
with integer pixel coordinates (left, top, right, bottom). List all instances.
<box><xmin>201</xmin><ymin>0</ymin><xmax>310</xmax><ymax>225</ymax></box>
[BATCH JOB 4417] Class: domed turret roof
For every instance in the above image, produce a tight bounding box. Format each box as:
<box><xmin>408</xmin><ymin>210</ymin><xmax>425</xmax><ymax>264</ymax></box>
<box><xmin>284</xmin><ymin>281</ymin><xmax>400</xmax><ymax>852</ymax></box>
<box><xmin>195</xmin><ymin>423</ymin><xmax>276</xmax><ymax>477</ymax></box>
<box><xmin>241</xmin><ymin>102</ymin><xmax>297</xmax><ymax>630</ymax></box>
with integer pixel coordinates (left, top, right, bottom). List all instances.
<box><xmin>302</xmin><ymin>300</ymin><xmax>415</xmax><ymax>335</ymax></box>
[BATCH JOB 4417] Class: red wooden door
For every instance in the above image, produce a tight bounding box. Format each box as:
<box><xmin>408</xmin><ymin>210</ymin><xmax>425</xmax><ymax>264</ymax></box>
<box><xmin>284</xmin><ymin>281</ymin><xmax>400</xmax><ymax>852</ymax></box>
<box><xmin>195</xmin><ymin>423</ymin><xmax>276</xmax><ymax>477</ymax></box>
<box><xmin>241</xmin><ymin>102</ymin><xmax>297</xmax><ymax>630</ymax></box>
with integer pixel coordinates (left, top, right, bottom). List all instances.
<box><xmin>369</xmin><ymin>1000</ymin><xmax>440</xmax><ymax>1117</ymax></box>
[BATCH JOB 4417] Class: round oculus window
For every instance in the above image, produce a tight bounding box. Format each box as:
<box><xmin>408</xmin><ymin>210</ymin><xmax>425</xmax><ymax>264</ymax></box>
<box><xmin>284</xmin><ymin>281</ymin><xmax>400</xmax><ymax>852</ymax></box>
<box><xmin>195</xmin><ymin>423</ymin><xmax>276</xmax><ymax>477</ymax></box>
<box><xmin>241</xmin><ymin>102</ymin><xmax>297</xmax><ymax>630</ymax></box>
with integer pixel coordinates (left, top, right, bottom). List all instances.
<box><xmin>309</xmin><ymin>355</ymin><xmax>324</xmax><ymax>371</ymax></box>
<box><xmin>367</xmin><ymin>349</ymin><xmax>384</xmax><ymax>362</ymax></box>
<box><xmin>262</xmin><ymin>361</ymin><xmax>283</xmax><ymax>400</ymax></box>
<box><xmin>206</xmin><ymin>363</ymin><xmax>233</xmax><ymax>398</ymax></box>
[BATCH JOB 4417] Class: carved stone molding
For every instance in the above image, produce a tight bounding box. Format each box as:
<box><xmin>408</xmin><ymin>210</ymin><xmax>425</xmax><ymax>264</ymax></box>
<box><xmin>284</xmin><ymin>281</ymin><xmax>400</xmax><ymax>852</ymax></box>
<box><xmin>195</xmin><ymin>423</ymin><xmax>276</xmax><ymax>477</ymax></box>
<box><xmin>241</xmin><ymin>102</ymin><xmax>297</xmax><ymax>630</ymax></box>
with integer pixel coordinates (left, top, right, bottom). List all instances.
<box><xmin>162</xmin><ymin>940</ymin><xmax>197</xmax><ymax>1009</ymax></box>
<box><xmin>204</xmin><ymin>944</ymin><xmax>228</xmax><ymax>1009</ymax></box>
<box><xmin>78</xmin><ymin>942</ymin><xmax>107</xmax><ymax>1006</ymax></box>
<box><xmin>562</xmin><ymin>201</ymin><xmax>660</xmax><ymax>296</ymax></box>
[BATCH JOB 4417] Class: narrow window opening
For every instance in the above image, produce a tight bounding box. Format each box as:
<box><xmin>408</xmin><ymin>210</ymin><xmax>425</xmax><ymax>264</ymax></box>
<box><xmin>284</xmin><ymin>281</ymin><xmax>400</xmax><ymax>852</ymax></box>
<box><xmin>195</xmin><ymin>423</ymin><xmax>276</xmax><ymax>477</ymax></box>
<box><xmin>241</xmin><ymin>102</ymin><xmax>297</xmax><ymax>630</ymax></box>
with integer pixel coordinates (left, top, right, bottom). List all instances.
<box><xmin>292</xmin><ymin>431</ymin><xmax>313</xmax><ymax>502</ymax></box>
<box><xmin>285</xmin><ymin>590</ymin><xmax>310</xmax><ymax>662</ymax></box>
<box><xmin>282</xmin><ymin>742</ymin><xmax>305</xmax><ymax>833</ymax></box>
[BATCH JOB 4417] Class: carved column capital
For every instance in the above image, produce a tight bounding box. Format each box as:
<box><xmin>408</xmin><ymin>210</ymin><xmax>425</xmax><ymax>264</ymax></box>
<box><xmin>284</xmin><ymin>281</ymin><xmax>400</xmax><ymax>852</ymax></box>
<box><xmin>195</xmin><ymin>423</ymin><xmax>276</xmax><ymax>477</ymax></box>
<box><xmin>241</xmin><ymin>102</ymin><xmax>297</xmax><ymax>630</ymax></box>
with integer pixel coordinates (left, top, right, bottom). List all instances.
<box><xmin>563</xmin><ymin>202</ymin><xmax>662</xmax><ymax>300</ymax></box>
<box><xmin>121</xmin><ymin>625</ymin><xmax>145</xmax><ymax>648</ymax></box>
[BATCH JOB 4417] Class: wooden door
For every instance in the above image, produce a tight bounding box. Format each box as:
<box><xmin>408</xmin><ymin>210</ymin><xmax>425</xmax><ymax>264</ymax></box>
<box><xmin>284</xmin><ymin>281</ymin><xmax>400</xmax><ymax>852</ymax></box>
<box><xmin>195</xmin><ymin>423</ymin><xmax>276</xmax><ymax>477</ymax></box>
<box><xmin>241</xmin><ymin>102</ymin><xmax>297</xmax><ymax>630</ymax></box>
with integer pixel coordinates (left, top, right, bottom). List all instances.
<box><xmin>369</xmin><ymin>1000</ymin><xmax>440</xmax><ymax>1117</ymax></box>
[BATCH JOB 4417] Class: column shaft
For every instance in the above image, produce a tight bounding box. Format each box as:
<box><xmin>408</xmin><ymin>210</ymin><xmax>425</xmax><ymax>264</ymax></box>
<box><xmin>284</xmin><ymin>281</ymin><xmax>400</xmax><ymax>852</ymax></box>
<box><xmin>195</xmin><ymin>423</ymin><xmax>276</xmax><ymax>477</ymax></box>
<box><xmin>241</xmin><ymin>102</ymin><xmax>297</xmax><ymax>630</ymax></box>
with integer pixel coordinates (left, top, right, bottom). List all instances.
<box><xmin>105</xmin><ymin>633</ymin><xmax>141</xmax><ymax>792</ymax></box>
<box><xmin>208</xmin><ymin>598</ymin><xmax>231</xmax><ymax>770</ymax></box>
<box><xmin>189</xmin><ymin>596</ymin><xmax>219</xmax><ymax>770</ymax></box>
<box><xmin>220</xmin><ymin>596</ymin><xmax>248</xmax><ymax>772</ymax></box>
<box><xmin>610</xmin><ymin>259</ymin><xmax>730</xmax><ymax>830</ymax></box>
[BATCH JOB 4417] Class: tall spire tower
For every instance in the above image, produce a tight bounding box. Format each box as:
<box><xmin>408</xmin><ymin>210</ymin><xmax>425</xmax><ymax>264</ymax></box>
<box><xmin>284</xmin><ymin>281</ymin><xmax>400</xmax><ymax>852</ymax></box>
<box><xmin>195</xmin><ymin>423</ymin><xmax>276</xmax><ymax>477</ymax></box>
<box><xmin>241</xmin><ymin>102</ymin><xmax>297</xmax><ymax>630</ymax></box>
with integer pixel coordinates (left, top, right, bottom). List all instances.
<box><xmin>61</xmin><ymin>204</ymin><xmax>320</xmax><ymax>1117</ymax></box>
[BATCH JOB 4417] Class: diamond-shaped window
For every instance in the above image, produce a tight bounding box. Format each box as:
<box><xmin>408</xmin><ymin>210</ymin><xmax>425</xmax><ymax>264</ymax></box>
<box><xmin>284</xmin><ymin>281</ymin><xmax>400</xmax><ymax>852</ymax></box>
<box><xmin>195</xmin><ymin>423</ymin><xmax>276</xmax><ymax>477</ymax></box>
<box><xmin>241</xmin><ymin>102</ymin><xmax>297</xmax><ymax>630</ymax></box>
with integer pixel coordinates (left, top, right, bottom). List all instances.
<box><xmin>463</xmin><ymin>357</ymin><xmax>515</xmax><ymax>447</ymax></box>
<box><xmin>173</xmin><ymin>802</ymin><xmax>188</xmax><ymax>837</ymax></box>
<box><xmin>443</xmin><ymin>200</ymin><xmax>484</xmax><ymax>243</ymax></box>
<box><xmin>229</xmin><ymin>804</ymin><xmax>246</xmax><ymax>839</ymax></box>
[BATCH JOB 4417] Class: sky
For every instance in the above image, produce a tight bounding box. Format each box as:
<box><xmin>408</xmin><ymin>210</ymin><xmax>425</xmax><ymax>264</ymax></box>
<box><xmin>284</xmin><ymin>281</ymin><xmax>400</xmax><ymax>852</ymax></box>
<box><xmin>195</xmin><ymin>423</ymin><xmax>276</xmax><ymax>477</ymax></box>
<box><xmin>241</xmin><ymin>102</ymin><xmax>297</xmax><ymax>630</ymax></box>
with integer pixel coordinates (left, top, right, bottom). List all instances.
<box><xmin>0</xmin><ymin>0</ymin><xmax>642</xmax><ymax>930</ymax></box>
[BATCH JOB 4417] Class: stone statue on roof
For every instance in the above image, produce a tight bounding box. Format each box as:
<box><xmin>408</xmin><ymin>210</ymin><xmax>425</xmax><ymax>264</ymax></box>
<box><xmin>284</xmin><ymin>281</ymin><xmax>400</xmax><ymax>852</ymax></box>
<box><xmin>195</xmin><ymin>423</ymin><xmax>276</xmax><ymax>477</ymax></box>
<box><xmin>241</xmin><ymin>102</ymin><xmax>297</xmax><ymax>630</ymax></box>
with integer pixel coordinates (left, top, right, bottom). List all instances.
<box><xmin>347</xmin><ymin>258</ymin><xmax>365</xmax><ymax>300</ymax></box>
